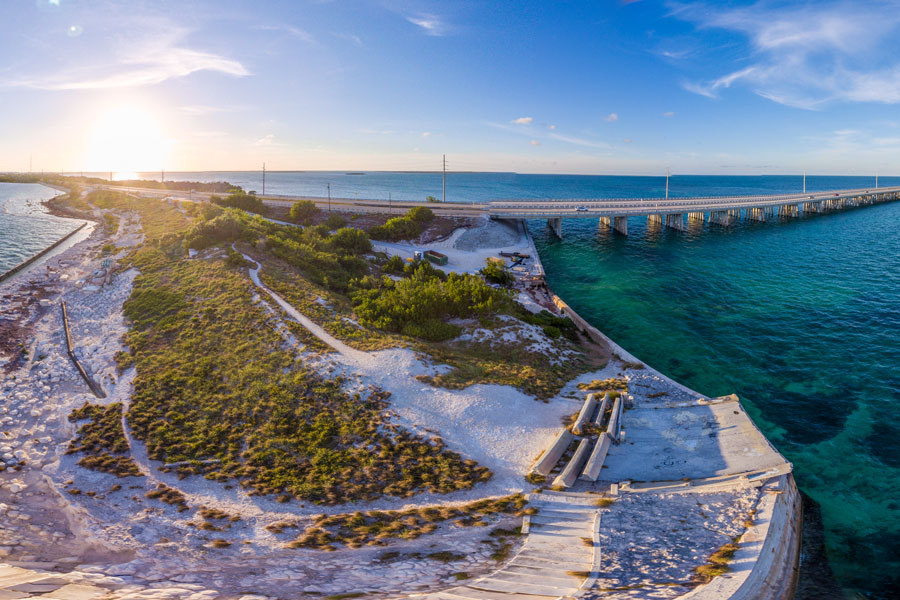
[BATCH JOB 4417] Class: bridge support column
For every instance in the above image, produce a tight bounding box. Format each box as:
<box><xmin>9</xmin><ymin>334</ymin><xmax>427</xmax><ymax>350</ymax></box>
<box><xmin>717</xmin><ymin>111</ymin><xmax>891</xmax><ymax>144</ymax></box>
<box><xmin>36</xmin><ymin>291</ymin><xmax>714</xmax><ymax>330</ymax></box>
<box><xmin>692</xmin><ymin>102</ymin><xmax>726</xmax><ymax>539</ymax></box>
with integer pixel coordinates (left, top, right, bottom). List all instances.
<box><xmin>687</xmin><ymin>212</ymin><xmax>705</xmax><ymax>223</ymax></box>
<box><xmin>748</xmin><ymin>207</ymin><xmax>766</xmax><ymax>222</ymax></box>
<box><xmin>647</xmin><ymin>214</ymin><xmax>662</xmax><ymax>227</ymax></box>
<box><xmin>665</xmin><ymin>213</ymin><xmax>685</xmax><ymax>231</ymax></box>
<box><xmin>613</xmin><ymin>216</ymin><xmax>628</xmax><ymax>236</ymax></box>
<box><xmin>547</xmin><ymin>217</ymin><xmax>562</xmax><ymax>239</ymax></box>
<box><xmin>598</xmin><ymin>216</ymin><xmax>611</xmax><ymax>229</ymax></box>
<box><xmin>709</xmin><ymin>211</ymin><xmax>733</xmax><ymax>227</ymax></box>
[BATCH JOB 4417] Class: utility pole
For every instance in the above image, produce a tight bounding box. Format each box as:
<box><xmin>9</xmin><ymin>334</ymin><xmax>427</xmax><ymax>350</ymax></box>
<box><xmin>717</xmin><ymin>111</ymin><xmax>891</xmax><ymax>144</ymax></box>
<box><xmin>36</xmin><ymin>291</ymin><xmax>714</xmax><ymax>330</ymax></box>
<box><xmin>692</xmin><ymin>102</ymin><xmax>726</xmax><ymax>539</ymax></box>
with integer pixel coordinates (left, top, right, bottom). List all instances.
<box><xmin>442</xmin><ymin>154</ymin><xmax>446</xmax><ymax>203</ymax></box>
<box><xmin>161</xmin><ymin>168</ymin><xmax>165</xmax><ymax>184</ymax></box>
<box><xmin>665</xmin><ymin>168</ymin><xmax>670</xmax><ymax>200</ymax></box>
<box><xmin>328</xmin><ymin>183</ymin><xmax>331</xmax><ymax>213</ymax></box>
<box><xmin>876</xmin><ymin>171</ymin><xmax>878</xmax><ymax>189</ymax></box>
<box><xmin>803</xmin><ymin>170</ymin><xmax>806</xmax><ymax>193</ymax></box>
<box><xmin>262</xmin><ymin>162</ymin><xmax>266</xmax><ymax>196</ymax></box>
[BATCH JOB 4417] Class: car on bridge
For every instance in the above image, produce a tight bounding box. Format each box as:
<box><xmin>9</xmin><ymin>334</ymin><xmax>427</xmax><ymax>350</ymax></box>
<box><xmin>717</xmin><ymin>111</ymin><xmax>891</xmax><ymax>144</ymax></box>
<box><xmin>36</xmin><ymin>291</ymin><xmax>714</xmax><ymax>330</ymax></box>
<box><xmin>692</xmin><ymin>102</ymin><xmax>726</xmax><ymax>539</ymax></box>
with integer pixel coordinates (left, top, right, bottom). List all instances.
<box><xmin>576</xmin><ymin>206</ymin><xmax>589</xmax><ymax>212</ymax></box>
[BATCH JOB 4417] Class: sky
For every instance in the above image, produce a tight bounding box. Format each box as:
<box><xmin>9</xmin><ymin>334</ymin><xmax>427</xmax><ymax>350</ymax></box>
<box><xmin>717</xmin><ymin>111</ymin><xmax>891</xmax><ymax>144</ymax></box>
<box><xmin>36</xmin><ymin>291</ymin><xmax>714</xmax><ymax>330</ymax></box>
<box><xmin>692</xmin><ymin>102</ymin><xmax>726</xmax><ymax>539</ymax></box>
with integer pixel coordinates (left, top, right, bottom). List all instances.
<box><xmin>2</xmin><ymin>0</ymin><xmax>900</xmax><ymax>175</ymax></box>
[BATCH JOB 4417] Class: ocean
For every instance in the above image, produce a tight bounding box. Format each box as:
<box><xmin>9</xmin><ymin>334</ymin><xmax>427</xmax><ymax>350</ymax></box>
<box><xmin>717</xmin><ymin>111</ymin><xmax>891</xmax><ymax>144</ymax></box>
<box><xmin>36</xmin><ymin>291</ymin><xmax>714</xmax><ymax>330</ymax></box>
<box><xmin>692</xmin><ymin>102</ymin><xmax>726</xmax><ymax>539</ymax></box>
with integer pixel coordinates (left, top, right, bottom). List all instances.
<box><xmin>0</xmin><ymin>183</ymin><xmax>84</xmax><ymax>276</ymax></box>
<box><xmin>8</xmin><ymin>172</ymin><xmax>900</xmax><ymax>597</ymax></box>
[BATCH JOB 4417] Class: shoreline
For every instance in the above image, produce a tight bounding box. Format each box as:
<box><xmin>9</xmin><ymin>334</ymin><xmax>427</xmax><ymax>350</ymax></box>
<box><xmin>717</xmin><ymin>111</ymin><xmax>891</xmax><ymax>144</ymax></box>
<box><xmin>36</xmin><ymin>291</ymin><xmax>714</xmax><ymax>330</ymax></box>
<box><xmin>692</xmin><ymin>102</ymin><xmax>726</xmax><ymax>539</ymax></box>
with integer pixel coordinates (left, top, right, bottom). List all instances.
<box><xmin>0</xmin><ymin>194</ymin><xmax>801</xmax><ymax>600</ymax></box>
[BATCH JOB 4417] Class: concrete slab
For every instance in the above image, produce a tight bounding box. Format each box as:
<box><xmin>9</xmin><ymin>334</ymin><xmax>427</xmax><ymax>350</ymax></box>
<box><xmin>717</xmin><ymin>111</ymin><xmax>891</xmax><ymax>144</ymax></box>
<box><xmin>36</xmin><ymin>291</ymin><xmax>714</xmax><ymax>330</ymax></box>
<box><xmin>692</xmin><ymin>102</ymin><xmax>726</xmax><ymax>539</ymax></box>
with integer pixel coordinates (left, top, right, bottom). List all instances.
<box><xmin>601</xmin><ymin>399</ymin><xmax>788</xmax><ymax>481</ymax></box>
<box><xmin>38</xmin><ymin>584</ymin><xmax>108</xmax><ymax>600</ymax></box>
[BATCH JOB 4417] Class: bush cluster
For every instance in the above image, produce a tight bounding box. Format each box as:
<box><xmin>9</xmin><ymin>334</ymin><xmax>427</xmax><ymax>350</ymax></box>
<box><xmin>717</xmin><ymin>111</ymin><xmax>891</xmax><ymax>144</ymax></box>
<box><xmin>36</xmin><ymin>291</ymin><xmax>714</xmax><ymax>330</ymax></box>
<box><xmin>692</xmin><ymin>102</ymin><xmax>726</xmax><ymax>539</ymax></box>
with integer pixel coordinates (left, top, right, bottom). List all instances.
<box><xmin>368</xmin><ymin>207</ymin><xmax>434</xmax><ymax>241</ymax></box>
<box><xmin>350</xmin><ymin>263</ymin><xmax>513</xmax><ymax>341</ymax></box>
<box><xmin>480</xmin><ymin>259</ymin><xmax>514</xmax><ymax>286</ymax></box>
<box><xmin>211</xmin><ymin>191</ymin><xmax>267</xmax><ymax>215</ymax></box>
<box><xmin>521</xmin><ymin>310</ymin><xmax>579</xmax><ymax>341</ymax></box>
<box><xmin>290</xmin><ymin>200</ymin><xmax>319</xmax><ymax>224</ymax></box>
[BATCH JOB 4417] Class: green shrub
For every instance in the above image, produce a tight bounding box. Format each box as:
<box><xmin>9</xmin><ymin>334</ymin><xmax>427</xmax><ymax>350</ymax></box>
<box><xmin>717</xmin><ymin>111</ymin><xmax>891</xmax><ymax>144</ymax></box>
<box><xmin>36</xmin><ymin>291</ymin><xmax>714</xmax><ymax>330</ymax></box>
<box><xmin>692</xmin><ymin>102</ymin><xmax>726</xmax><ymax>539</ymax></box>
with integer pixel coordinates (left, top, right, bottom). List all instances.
<box><xmin>329</xmin><ymin>227</ymin><xmax>371</xmax><ymax>255</ymax></box>
<box><xmin>480</xmin><ymin>260</ymin><xmax>514</xmax><ymax>286</ymax></box>
<box><xmin>407</xmin><ymin>206</ymin><xmax>434</xmax><ymax>223</ymax></box>
<box><xmin>211</xmin><ymin>191</ymin><xmax>266</xmax><ymax>215</ymax></box>
<box><xmin>290</xmin><ymin>200</ymin><xmax>319</xmax><ymax>224</ymax></box>
<box><xmin>325</xmin><ymin>213</ymin><xmax>348</xmax><ymax>229</ymax></box>
<box><xmin>351</xmin><ymin>265</ymin><xmax>512</xmax><ymax>340</ymax></box>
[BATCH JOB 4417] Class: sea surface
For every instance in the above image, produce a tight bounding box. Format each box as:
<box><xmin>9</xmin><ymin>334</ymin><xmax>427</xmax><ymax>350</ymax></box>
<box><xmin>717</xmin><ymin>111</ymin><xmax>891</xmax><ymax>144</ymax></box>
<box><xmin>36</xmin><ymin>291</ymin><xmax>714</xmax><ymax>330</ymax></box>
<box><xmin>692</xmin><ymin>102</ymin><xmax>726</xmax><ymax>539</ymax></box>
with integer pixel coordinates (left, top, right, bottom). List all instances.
<box><xmin>14</xmin><ymin>172</ymin><xmax>900</xmax><ymax>597</ymax></box>
<box><xmin>0</xmin><ymin>183</ymin><xmax>83</xmax><ymax>275</ymax></box>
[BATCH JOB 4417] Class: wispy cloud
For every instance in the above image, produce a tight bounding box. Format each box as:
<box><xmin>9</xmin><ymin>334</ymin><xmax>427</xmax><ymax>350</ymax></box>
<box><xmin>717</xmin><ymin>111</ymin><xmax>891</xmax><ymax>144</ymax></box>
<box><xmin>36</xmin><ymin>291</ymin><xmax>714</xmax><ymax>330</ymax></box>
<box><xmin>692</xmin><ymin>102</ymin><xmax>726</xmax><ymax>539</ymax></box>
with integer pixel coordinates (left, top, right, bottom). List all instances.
<box><xmin>421</xmin><ymin>131</ymin><xmax>431</xmax><ymax>137</ymax></box>
<box><xmin>663</xmin><ymin>111</ymin><xmax>675</xmax><ymax>117</ymax></box>
<box><xmin>406</xmin><ymin>14</ymin><xmax>447</xmax><ymax>36</ymax></box>
<box><xmin>530</xmin><ymin>140</ymin><xmax>541</xmax><ymax>146</ymax></box>
<box><xmin>548</xmin><ymin>133</ymin><xmax>611</xmax><ymax>149</ymax></box>
<box><xmin>255</xmin><ymin>24</ymin><xmax>316</xmax><ymax>44</ymax></box>
<box><xmin>511</xmin><ymin>117</ymin><xmax>533</xmax><ymax>125</ymax></box>
<box><xmin>254</xmin><ymin>133</ymin><xmax>276</xmax><ymax>146</ymax></box>
<box><xmin>334</xmin><ymin>32</ymin><xmax>363</xmax><ymax>47</ymax></box>
<box><xmin>672</xmin><ymin>1</ymin><xmax>900</xmax><ymax>108</ymax></box>
<box><xmin>8</xmin><ymin>23</ymin><xmax>248</xmax><ymax>91</ymax></box>
<box><xmin>605</xmin><ymin>113</ymin><xmax>619</xmax><ymax>122</ymax></box>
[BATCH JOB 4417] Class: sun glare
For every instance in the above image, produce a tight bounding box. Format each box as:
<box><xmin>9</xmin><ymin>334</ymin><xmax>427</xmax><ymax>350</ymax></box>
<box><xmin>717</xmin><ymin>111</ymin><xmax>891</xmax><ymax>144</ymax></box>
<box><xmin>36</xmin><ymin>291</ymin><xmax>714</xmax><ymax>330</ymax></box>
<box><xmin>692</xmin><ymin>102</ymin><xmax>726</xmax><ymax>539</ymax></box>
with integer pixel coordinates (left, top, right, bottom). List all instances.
<box><xmin>85</xmin><ymin>106</ymin><xmax>169</xmax><ymax>175</ymax></box>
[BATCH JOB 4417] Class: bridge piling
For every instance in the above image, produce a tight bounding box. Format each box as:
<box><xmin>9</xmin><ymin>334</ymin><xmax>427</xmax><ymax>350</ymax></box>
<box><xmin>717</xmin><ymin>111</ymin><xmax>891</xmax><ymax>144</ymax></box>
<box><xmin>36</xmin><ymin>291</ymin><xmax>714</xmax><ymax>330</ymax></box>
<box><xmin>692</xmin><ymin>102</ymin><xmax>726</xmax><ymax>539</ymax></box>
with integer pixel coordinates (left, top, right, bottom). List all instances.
<box><xmin>647</xmin><ymin>214</ymin><xmax>662</xmax><ymax>227</ymax></box>
<box><xmin>665</xmin><ymin>213</ymin><xmax>685</xmax><ymax>231</ymax></box>
<box><xmin>613</xmin><ymin>216</ymin><xmax>628</xmax><ymax>236</ymax></box>
<box><xmin>547</xmin><ymin>217</ymin><xmax>562</xmax><ymax>239</ymax></box>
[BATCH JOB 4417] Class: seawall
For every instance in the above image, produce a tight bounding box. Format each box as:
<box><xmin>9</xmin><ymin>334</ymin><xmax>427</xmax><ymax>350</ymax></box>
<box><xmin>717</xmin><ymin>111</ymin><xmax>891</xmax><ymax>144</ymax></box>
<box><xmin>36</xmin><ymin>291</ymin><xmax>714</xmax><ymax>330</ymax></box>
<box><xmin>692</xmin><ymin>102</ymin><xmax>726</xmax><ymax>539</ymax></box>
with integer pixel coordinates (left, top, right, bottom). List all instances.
<box><xmin>0</xmin><ymin>221</ymin><xmax>88</xmax><ymax>286</ymax></box>
<box><xmin>521</xmin><ymin>220</ymin><xmax>801</xmax><ymax>599</ymax></box>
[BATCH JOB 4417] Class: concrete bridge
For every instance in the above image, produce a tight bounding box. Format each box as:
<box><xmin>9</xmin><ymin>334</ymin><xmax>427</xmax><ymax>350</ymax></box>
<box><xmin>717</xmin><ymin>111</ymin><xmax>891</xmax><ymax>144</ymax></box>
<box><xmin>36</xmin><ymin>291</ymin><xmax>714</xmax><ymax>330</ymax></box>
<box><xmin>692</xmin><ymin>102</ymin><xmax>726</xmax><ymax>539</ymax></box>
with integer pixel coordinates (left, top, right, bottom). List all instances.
<box><xmin>99</xmin><ymin>183</ymin><xmax>900</xmax><ymax>238</ymax></box>
<box><xmin>488</xmin><ymin>185</ymin><xmax>900</xmax><ymax>237</ymax></box>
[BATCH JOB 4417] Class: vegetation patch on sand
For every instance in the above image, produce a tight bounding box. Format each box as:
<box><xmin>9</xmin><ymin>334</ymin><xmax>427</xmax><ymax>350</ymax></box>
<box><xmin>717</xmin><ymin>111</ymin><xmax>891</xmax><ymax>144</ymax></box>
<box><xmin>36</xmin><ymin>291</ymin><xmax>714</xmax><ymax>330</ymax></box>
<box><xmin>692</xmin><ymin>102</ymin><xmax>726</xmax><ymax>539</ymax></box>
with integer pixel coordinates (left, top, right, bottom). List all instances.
<box><xmin>75</xmin><ymin>191</ymin><xmax>490</xmax><ymax>504</ymax></box>
<box><xmin>285</xmin><ymin>494</ymin><xmax>529</xmax><ymax>550</ymax></box>
<box><xmin>66</xmin><ymin>402</ymin><xmax>142</xmax><ymax>478</ymax></box>
<box><xmin>577</xmin><ymin>378</ymin><xmax>629</xmax><ymax>392</ymax></box>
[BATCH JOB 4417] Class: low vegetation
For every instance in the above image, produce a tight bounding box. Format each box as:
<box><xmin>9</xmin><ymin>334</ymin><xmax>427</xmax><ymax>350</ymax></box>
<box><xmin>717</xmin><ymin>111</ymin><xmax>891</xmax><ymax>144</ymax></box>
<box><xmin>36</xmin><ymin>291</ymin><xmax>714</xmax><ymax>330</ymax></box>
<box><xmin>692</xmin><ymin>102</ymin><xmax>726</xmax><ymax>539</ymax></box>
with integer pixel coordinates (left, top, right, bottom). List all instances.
<box><xmin>286</xmin><ymin>495</ymin><xmax>529</xmax><ymax>550</ymax></box>
<box><xmin>66</xmin><ymin>402</ymin><xmax>142</xmax><ymax>478</ymax></box>
<box><xmin>210</xmin><ymin>191</ymin><xmax>267</xmax><ymax>215</ymax></box>
<box><xmin>368</xmin><ymin>206</ymin><xmax>434</xmax><ymax>241</ymax></box>
<box><xmin>577</xmin><ymin>378</ymin><xmax>629</xmax><ymax>392</ymax></box>
<box><xmin>77</xmin><ymin>192</ymin><xmax>491</xmax><ymax>504</ymax></box>
<box><xmin>694</xmin><ymin>540</ymin><xmax>740</xmax><ymax>582</ymax></box>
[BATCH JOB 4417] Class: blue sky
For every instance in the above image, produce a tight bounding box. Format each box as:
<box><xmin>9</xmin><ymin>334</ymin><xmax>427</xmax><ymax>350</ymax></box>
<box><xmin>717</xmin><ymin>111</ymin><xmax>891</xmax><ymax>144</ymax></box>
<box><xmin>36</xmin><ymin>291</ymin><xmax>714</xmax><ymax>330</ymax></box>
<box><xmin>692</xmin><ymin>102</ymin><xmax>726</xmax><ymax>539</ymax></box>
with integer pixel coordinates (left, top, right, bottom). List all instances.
<box><xmin>3</xmin><ymin>0</ymin><xmax>900</xmax><ymax>174</ymax></box>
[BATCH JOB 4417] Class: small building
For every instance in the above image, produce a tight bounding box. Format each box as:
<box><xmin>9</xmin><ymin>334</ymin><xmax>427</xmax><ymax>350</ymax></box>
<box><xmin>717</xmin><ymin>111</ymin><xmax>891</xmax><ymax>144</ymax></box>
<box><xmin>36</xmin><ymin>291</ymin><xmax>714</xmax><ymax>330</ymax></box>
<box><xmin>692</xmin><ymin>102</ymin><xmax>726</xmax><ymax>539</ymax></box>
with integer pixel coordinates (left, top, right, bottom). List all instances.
<box><xmin>424</xmin><ymin>250</ymin><xmax>448</xmax><ymax>266</ymax></box>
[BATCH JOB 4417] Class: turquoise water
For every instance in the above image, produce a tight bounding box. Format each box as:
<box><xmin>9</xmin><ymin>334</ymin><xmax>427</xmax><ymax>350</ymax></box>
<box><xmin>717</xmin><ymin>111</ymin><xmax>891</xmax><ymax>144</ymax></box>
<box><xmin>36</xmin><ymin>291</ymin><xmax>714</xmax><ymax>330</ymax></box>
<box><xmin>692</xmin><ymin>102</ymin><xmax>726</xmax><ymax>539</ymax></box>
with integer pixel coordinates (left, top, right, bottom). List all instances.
<box><xmin>0</xmin><ymin>183</ymin><xmax>80</xmax><ymax>274</ymax></box>
<box><xmin>530</xmin><ymin>197</ymin><xmax>900</xmax><ymax>599</ymax></box>
<box><xmin>16</xmin><ymin>173</ymin><xmax>900</xmax><ymax>595</ymax></box>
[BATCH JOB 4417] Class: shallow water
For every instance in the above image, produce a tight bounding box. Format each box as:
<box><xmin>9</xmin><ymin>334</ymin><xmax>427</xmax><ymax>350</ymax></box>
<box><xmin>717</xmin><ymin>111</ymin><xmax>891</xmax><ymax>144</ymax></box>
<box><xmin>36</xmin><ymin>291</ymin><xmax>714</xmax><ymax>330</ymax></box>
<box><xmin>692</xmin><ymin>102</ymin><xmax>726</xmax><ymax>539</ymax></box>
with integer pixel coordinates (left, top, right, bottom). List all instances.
<box><xmin>0</xmin><ymin>183</ymin><xmax>80</xmax><ymax>274</ymax></box>
<box><xmin>531</xmin><ymin>200</ymin><xmax>900</xmax><ymax>599</ymax></box>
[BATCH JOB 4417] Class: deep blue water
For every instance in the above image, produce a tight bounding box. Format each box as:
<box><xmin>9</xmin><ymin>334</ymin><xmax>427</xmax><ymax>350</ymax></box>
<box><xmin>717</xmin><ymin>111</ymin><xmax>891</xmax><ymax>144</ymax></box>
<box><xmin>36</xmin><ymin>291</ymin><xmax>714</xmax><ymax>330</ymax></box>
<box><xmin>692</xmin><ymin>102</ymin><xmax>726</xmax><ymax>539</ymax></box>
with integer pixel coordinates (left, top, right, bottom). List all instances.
<box><xmin>20</xmin><ymin>173</ymin><xmax>900</xmax><ymax>596</ymax></box>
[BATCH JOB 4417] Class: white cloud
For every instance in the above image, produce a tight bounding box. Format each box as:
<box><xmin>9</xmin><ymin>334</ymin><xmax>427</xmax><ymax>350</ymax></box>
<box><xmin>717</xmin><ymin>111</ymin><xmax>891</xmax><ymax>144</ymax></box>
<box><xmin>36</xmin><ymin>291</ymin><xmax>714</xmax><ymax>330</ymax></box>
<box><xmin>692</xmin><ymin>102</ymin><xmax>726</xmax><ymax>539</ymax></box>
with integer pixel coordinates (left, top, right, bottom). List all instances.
<box><xmin>422</xmin><ymin>131</ymin><xmax>431</xmax><ymax>137</ymax></box>
<box><xmin>623</xmin><ymin>138</ymin><xmax>633</xmax><ymax>143</ymax></box>
<box><xmin>663</xmin><ymin>111</ymin><xmax>675</xmax><ymax>117</ymax></box>
<box><xmin>334</xmin><ymin>32</ymin><xmax>363</xmax><ymax>47</ymax></box>
<box><xmin>530</xmin><ymin>140</ymin><xmax>541</xmax><ymax>146</ymax></box>
<box><xmin>548</xmin><ymin>133</ymin><xmax>610</xmax><ymax>149</ymax></box>
<box><xmin>255</xmin><ymin>24</ymin><xmax>316</xmax><ymax>43</ymax></box>
<box><xmin>407</xmin><ymin>14</ymin><xmax>447</xmax><ymax>36</ymax></box>
<box><xmin>512</xmin><ymin>117</ymin><xmax>533</xmax><ymax>125</ymax></box>
<box><xmin>254</xmin><ymin>134</ymin><xmax>276</xmax><ymax>146</ymax></box>
<box><xmin>606</xmin><ymin>113</ymin><xmax>619</xmax><ymax>122</ymax></box>
<box><xmin>9</xmin><ymin>24</ymin><xmax>248</xmax><ymax>91</ymax></box>
<box><xmin>547</xmin><ymin>124</ymin><xmax>556</xmax><ymax>130</ymax></box>
<box><xmin>673</xmin><ymin>1</ymin><xmax>900</xmax><ymax>108</ymax></box>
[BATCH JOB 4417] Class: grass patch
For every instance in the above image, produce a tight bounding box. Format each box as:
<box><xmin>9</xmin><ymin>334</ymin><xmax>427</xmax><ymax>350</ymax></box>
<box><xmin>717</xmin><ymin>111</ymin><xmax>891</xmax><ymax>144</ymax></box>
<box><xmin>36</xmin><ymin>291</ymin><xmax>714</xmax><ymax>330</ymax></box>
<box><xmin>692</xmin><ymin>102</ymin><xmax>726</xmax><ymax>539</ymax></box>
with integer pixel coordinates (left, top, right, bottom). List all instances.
<box><xmin>428</xmin><ymin>551</ymin><xmax>466</xmax><ymax>563</ymax></box>
<box><xmin>209</xmin><ymin>539</ymin><xmax>232</xmax><ymax>548</ymax></box>
<box><xmin>694</xmin><ymin>541</ymin><xmax>740</xmax><ymax>582</ymax></box>
<box><xmin>146</xmin><ymin>483</ymin><xmax>189</xmax><ymax>511</ymax></box>
<box><xmin>594</xmin><ymin>498</ymin><xmax>616</xmax><ymax>508</ymax></box>
<box><xmin>67</xmin><ymin>402</ymin><xmax>142</xmax><ymax>478</ymax></box>
<box><xmin>287</xmin><ymin>495</ymin><xmax>528</xmax><ymax>550</ymax></box>
<box><xmin>577</xmin><ymin>378</ymin><xmax>629</xmax><ymax>392</ymax></box>
<box><xmin>566</xmin><ymin>571</ymin><xmax>591</xmax><ymax>578</ymax></box>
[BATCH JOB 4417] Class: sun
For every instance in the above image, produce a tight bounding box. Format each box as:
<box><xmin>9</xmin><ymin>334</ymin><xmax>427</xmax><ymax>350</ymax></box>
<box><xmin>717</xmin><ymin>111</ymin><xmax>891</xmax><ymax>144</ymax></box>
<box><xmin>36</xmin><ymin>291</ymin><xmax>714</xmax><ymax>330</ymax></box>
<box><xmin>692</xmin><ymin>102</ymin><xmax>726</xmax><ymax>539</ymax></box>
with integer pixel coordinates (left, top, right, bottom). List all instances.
<box><xmin>85</xmin><ymin>106</ymin><xmax>170</xmax><ymax>178</ymax></box>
